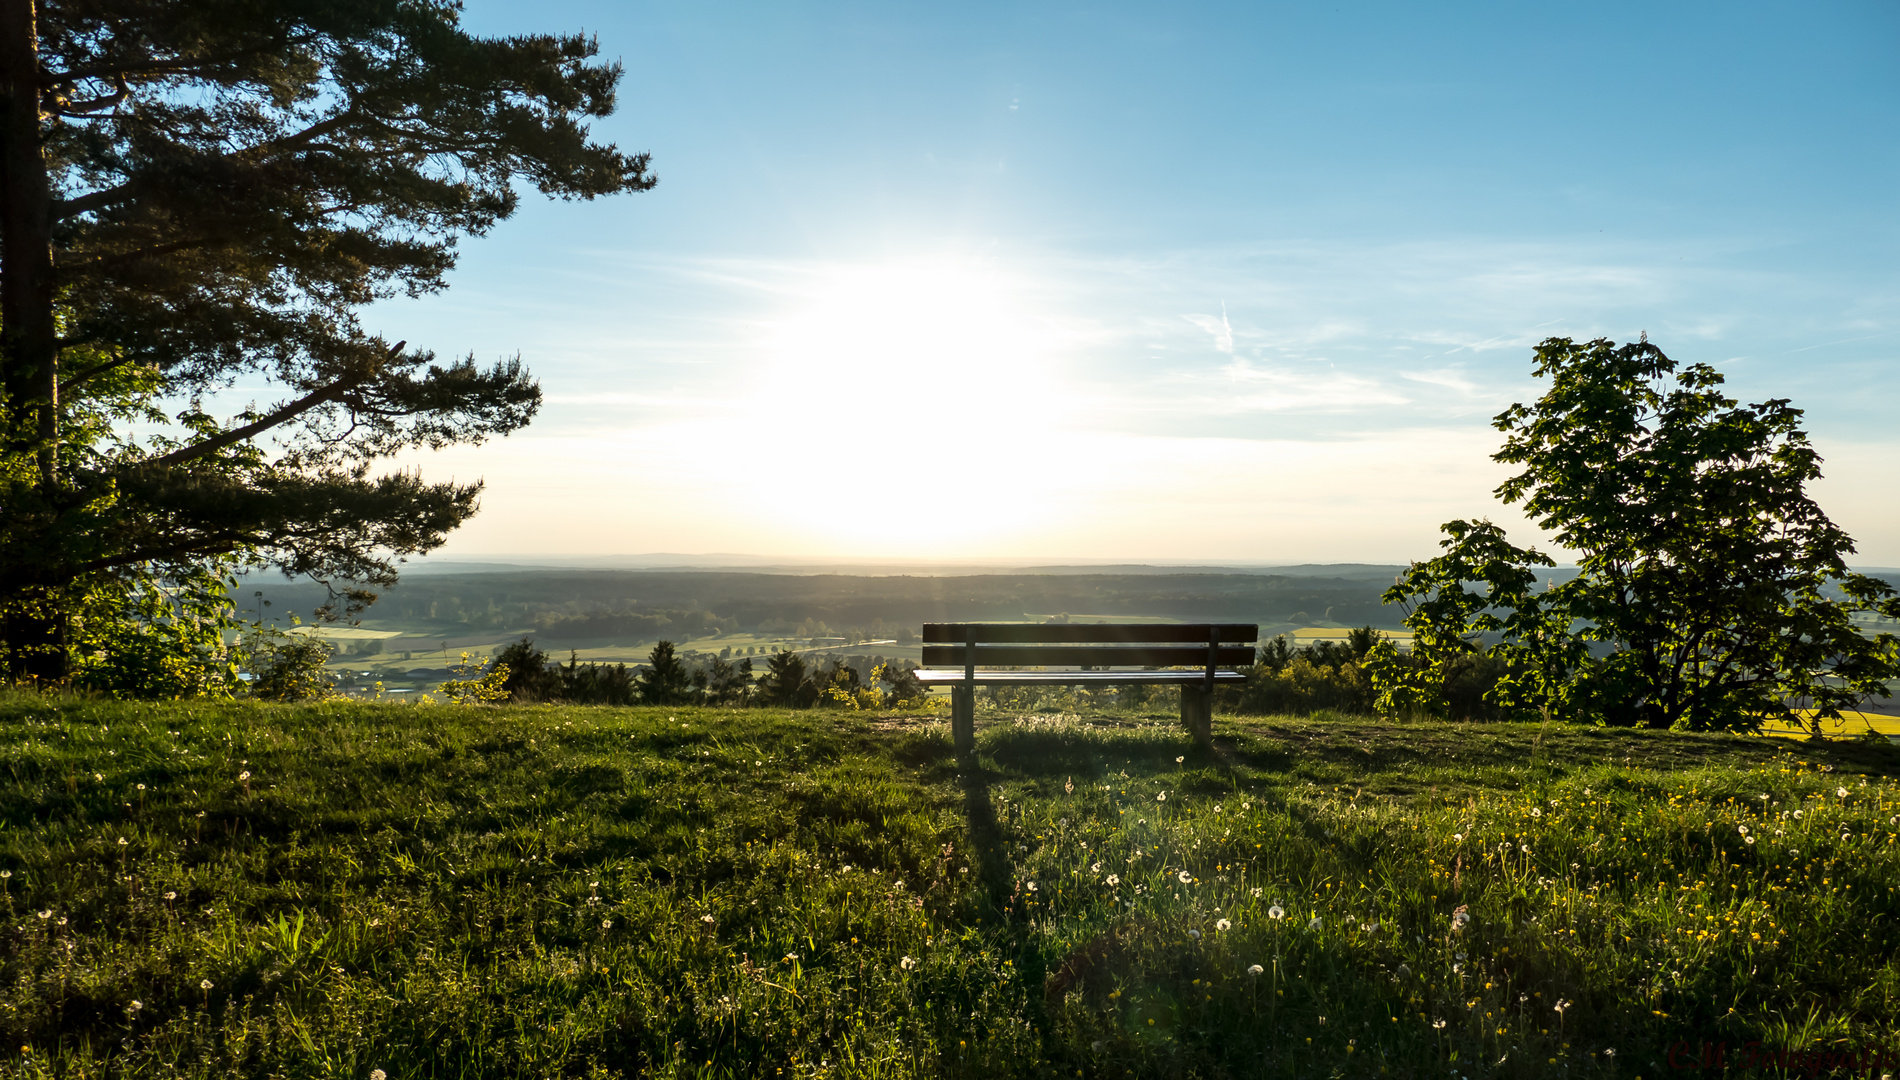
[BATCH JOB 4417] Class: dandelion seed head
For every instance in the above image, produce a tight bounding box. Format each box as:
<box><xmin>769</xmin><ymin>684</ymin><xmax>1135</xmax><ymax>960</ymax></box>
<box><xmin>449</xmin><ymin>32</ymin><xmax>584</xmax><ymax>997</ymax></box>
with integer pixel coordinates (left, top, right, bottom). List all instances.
<box><xmin>1216</xmin><ymin>918</ymin><xmax>1232</xmax><ymax>931</ymax></box>
<box><xmin>238</xmin><ymin>771</ymin><xmax>250</xmax><ymax>781</ymax></box>
<box><xmin>1177</xmin><ymin>870</ymin><xmax>1192</xmax><ymax>884</ymax></box>
<box><xmin>200</xmin><ymin>979</ymin><xmax>212</xmax><ymax>991</ymax></box>
<box><xmin>1156</xmin><ymin>792</ymin><xmax>1166</xmax><ymax>802</ymax></box>
<box><xmin>1247</xmin><ymin>963</ymin><xmax>1264</xmax><ymax>976</ymax></box>
<box><xmin>1105</xmin><ymin>874</ymin><xmax>1120</xmax><ymax>886</ymax></box>
<box><xmin>1268</xmin><ymin>905</ymin><xmax>1285</xmax><ymax>920</ymax></box>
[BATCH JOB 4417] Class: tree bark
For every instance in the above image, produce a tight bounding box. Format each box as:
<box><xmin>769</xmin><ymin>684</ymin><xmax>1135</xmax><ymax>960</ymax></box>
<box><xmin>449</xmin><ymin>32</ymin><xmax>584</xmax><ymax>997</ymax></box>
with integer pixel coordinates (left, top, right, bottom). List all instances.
<box><xmin>0</xmin><ymin>0</ymin><xmax>57</xmax><ymax>481</ymax></box>
<box><xmin>0</xmin><ymin>0</ymin><xmax>71</xmax><ymax>680</ymax></box>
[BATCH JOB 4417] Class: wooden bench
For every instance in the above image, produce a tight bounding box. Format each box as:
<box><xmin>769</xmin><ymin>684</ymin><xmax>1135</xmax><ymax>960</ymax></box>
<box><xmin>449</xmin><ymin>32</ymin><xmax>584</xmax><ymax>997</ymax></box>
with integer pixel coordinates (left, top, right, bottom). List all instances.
<box><xmin>916</xmin><ymin>623</ymin><xmax>1257</xmax><ymax>753</ymax></box>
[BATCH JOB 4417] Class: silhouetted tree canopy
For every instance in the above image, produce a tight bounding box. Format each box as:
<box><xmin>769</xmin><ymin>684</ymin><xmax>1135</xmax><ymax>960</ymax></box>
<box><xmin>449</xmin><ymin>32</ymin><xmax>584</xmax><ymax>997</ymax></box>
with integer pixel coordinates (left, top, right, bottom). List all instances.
<box><xmin>0</xmin><ymin>0</ymin><xmax>654</xmax><ymax>680</ymax></box>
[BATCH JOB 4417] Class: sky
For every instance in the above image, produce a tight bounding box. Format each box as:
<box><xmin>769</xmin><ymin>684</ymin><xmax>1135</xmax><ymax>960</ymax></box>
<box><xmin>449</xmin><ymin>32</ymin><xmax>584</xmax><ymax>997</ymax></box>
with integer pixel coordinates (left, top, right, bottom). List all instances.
<box><xmin>367</xmin><ymin>0</ymin><xmax>1900</xmax><ymax>566</ymax></box>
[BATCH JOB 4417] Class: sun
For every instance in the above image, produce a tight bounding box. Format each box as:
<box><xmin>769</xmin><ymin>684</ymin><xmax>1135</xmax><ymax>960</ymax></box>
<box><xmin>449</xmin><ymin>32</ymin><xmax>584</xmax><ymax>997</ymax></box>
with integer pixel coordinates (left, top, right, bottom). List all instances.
<box><xmin>755</xmin><ymin>259</ymin><xmax>1061</xmax><ymax>429</ymax></box>
<box><xmin>720</xmin><ymin>258</ymin><xmax>1073</xmax><ymax>551</ymax></box>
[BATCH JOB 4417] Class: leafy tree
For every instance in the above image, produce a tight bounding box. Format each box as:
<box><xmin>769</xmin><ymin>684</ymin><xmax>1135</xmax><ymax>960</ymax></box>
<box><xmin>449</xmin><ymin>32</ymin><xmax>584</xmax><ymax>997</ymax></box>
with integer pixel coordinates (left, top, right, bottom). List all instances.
<box><xmin>1372</xmin><ymin>338</ymin><xmax>1900</xmax><ymax>731</ymax></box>
<box><xmin>496</xmin><ymin>637</ymin><xmax>560</xmax><ymax>702</ymax></box>
<box><xmin>636</xmin><ymin>640</ymin><xmax>693</xmax><ymax>706</ymax></box>
<box><xmin>0</xmin><ymin>0</ymin><xmax>655</xmax><ymax>681</ymax></box>
<box><xmin>871</xmin><ymin>660</ymin><xmax>926</xmax><ymax>708</ymax></box>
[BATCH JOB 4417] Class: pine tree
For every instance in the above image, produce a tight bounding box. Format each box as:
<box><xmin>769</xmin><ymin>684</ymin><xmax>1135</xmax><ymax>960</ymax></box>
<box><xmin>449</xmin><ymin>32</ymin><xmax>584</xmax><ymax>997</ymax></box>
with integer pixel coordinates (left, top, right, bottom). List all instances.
<box><xmin>0</xmin><ymin>0</ymin><xmax>654</xmax><ymax>680</ymax></box>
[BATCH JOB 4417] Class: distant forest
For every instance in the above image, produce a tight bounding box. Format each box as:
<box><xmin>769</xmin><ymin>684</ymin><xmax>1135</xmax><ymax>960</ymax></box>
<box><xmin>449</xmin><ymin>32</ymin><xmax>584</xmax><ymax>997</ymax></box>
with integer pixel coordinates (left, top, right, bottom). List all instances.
<box><xmin>239</xmin><ymin>567</ymin><xmax>1419</xmax><ymax>639</ymax></box>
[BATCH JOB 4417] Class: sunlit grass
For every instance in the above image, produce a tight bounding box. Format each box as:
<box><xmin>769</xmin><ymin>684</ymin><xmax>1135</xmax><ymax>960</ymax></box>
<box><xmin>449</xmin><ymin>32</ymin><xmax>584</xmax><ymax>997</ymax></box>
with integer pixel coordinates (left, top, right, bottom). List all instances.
<box><xmin>1</xmin><ymin>695</ymin><xmax>1896</xmax><ymax>1077</ymax></box>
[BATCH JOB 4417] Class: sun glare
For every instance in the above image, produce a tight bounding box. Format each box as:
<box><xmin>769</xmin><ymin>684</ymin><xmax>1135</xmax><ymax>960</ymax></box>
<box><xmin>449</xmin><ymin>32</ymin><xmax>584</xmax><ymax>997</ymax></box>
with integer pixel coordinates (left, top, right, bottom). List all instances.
<box><xmin>727</xmin><ymin>260</ymin><xmax>1070</xmax><ymax>548</ymax></box>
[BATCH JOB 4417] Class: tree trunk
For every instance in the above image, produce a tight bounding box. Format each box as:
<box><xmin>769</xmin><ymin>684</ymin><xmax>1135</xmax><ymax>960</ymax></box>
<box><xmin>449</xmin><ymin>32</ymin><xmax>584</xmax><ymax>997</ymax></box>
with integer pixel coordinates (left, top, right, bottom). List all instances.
<box><xmin>0</xmin><ymin>0</ymin><xmax>58</xmax><ymax>481</ymax></box>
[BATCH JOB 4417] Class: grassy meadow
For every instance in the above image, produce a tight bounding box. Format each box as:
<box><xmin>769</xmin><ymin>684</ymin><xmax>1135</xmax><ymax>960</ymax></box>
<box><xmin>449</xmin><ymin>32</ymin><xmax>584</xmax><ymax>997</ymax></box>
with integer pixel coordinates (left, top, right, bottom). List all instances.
<box><xmin>2</xmin><ymin>695</ymin><xmax>1899</xmax><ymax>1078</ymax></box>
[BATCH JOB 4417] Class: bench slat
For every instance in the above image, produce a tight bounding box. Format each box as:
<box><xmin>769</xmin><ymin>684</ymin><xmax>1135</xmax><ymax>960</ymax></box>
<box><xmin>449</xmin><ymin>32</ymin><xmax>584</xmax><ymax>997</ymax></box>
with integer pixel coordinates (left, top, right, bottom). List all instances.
<box><xmin>920</xmin><ymin>645</ymin><xmax>1256</xmax><ymax>667</ymax></box>
<box><xmin>922</xmin><ymin>623</ymin><xmax>1257</xmax><ymax>644</ymax></box>
<box><xmin>915</xmin><ymin>669</ymin><xmax>1248</xmax><ymax>685</ymax></box>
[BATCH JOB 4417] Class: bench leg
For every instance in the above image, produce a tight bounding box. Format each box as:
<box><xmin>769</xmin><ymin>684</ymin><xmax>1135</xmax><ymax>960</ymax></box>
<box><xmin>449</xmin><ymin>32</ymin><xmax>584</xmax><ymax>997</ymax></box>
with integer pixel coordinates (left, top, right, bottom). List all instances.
<box><xmin>1180</xmin><ymin>685</ymin><xmax>1212</xmax><ymax>748</ymax></box>
<box><xmin>952</xmin><ymin>686</ymin><xmax>976</xmax><ymax>755</ymax></box>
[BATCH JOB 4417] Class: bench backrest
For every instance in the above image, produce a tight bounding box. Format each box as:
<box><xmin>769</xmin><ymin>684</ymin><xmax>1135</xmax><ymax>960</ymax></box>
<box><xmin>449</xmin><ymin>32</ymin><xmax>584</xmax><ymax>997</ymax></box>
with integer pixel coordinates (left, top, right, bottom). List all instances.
<box><xmin>921</xmin><ymin>623</ymin><xmax>1257</xmax><ymax>669</ymax></box>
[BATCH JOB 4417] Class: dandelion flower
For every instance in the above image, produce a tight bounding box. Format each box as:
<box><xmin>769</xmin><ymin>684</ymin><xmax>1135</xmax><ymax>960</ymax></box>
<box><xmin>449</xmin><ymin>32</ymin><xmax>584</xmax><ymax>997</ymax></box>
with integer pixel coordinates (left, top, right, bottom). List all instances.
<box><xmin>1216</xmin><ymin>918</ymin><xmax>1232</xmax><ymax>932</ymax></box>
<box><xmin>1268</xmin><ymin>905</ymin><xmax>1285</xmax><ymax>920</ymax></box>
<box><xmin>1247</xmin><ymin>963</ymin><xmax>1264</xmax><ymax>976</ymax></box>
<box><xmin>1177</xmin><ymin>870</ymin><xmax>1193</xmax><ymax>884</ymax></box>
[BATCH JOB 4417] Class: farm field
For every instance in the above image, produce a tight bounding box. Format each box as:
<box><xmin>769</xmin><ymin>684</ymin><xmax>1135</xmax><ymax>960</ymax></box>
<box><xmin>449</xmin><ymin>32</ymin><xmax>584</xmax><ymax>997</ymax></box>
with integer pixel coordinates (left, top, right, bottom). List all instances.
<box><xmin>3</xmin><ymin>695</ymin><xmax>1898</xmax><ymax>1078</ymax></box>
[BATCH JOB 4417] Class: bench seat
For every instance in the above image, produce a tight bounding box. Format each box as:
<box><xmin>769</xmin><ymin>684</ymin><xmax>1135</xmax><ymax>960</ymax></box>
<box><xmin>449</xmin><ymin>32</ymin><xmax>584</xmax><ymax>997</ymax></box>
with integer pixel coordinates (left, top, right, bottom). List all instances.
<box><xmin>914</xmin><ymin>669</ymin><xmax>1248</xmax><ymax>685</ymax></box>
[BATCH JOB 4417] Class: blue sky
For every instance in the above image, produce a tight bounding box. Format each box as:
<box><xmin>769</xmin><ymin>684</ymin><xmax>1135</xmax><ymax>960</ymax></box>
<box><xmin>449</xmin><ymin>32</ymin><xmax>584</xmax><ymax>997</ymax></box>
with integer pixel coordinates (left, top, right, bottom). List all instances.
<box><xmin>373</xmin><ymin>0</ymin><xmax>1900</xmax><ymax>564</ymax></box>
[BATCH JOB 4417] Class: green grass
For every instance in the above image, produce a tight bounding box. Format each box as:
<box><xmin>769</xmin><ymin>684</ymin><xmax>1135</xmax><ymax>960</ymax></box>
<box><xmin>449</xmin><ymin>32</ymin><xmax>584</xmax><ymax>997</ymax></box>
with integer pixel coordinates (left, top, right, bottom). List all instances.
<box><xmin>3</xmin><ymin>696</ymin><xmax>1899</xmax><ymax>1079</ymax></box>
